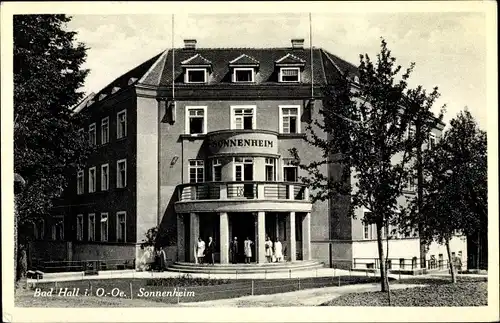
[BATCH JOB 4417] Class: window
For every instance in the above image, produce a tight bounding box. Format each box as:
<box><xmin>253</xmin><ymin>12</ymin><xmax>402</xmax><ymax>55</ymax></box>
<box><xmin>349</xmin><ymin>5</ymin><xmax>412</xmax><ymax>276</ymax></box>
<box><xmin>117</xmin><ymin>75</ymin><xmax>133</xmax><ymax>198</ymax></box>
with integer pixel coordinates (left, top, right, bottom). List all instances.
<box><xmin>406</xmin><ymin>175</ymin><xmax>416</xmax><ymax>192</ymax></box>
<box><xmin>189</xmin><ymin>160</ymin><xmax>205</xmax><ymax>183</ymax></box>
<box><xmin>212</xmin><ymin>159</ymin><xmax>222</xmax><ymax>181</ymax></box>
<box><xmin>52</xmin><ymin>216</ymin><xmax>64</xmax><ymax>241</ymax></box>
<box><xmin>399</xmin><ymin>258</ymin><xmax>405</xmax><ymax>269</ymax></box>
<box><xmin>116</xmin><ymin>211</ymin><xmax>126</xmax><ymax>242</ymax></box>
<box><xmin>428</xmin><ymin>132</ymin><xmax>436</xmax><ymax>150</ymax></box>
<box><xmin>117</xmin><ymin>159</ymin><xmax>127</xmax><ymax>188</ymax></box>
<box><xmin>34</xmin><ymin>220</ymin><xmax>45</xmax><ymax>240</ymax></box>
<box><xmin>185</xmin><ymin>106</ymin><xmax>207</xmax><ymax>135</ymax></box>
<box><xmin>117</xmin><ymin>110</ymin><xmax>127</xmax><ymax>139</ymax></box>
<box><xmin>76</xmin><ymin>214</ymin><xmax>83</xmax><ymax>241</ymax></box>
<box><xmin>77</xmin><ymin>170</ymin><xmax>84</xmax><ymax>195</ymax></box>
<box><xmin>280</xmin><ymin>106</ymin><xmax>300</xmax><ymax>133</ymax></box>
<box><xmin>283</xmin><ymin>158</ymin><xmax>298</xmax><ymax>182</ymax></box>
<box><xmin>363</xmin><ymin>222</ymin><xmax>370</xmax><ymax>240</ymax></box>
<box><xmin>88</xmin><ymin>213</ymin><xmax>95</xmax><ymax>241</ymax></box>
<box><xmin>408</xmin><ymin>124</ymin><xmax>415</xmax><ymax>139</ymax></box>
<box><xmin>88</xmin><ymin>167</ymin><xmax>96</xmax><ymax>193</ymax></box>
<box><xmin>101</xmin><ymin>117</ymin><xmax>109</xmax><ymax>145</ymax></box>
<box><xmin>265</xmin><ymin>158</ymin><xmax>276</xmax><ymax>181</ymax></box>
<box><xmin>233</xmin><ymin>68</ymin><xmax>254</xmax><ymax>82</ymax></box>
<box><xmin>185</xmin><ymin>68</ymin><xmax>207</xmax><ymax>83</ymax></box>
<box><xmin>231</xmin><ymin>106</ymin><xmax>256</xmax><ymax>130</ymax></box>
<box><xmin>101</xmin><ymin>164</ymin><xmax>109</xmax><ymax>191</ymax></box>
<box><xmin>279</xmin><ymin>67</ymin><xmax>300</xmax><ymax>82</ymax></box>
<box><xmin>88</xmin><ymin>123</ymin><xmax>96</xmax><ymax>145</ymax></box>
<box><xmin>100</xmin><ymin>213</ymin><xmax>108</xmax><ymax>242</ymax></box>
<box><xmin>233</xmin><ymin>157</ymin><xmax>253</xmax><ymax>181</ymax></box>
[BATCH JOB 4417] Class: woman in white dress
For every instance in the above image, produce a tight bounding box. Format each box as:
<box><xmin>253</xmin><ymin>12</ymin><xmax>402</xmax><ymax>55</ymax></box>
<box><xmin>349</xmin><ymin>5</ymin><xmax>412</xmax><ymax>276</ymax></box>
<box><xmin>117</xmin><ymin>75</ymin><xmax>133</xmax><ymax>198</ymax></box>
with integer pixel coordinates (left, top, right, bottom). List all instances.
<box><xmin>244</xmin><ymin>237</ymin><xmax>254</xmax><ymax>264</ymax></box>
<box><xmin>265</xmin><ymin>236</ymin><xmax>273</xmax><ymax>263</ymax></box>
<box><xmin>274</xmin><ymin>238</ymin><xmax>283</xmax><ymax>263</ymax></box>
<box><xmin>196</xmin><ymin>237</ymin><xmax>206</xmax><ymax>264</ymax></box>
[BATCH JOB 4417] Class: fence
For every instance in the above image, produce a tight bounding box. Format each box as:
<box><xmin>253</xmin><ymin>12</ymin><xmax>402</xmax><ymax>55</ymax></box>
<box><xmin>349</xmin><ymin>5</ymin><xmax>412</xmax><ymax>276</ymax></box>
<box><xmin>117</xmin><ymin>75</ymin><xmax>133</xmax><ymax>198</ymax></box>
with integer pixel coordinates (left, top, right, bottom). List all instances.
<box><xmin>353</xmin><ymin>257</ymin><xmax>468</xmax><ymax>272</ymax></box>
<box><xmin>30</xmin><ymin>258</ymin><xmax>135</xmax><ymax>274</ymax></box>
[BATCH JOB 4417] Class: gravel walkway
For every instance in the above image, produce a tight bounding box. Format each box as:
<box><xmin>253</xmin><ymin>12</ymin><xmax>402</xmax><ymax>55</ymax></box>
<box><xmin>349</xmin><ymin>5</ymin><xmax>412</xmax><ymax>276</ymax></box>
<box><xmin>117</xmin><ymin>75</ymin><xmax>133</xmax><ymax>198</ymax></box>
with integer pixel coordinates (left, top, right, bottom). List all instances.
<box><xmin>179</xmin><ymin>283</ymin><xmax>427</xmax><ymax>307</ymax></box>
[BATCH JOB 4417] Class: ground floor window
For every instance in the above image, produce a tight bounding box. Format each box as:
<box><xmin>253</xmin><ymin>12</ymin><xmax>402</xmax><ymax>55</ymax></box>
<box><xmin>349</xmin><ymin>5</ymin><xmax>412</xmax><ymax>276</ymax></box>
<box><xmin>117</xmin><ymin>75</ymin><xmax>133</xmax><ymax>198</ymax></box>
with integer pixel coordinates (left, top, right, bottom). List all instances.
<box><xmin>88</xmin><ymin>213</ymin><xmax>96</xmax><ymax>241</ymax></box>
<box><xmin>116</xmin><ymin>211</ymin><xmax>126</xmax><ymax>242</ymax></box>
<box><xmin>52</xmin><ymin>216</ymin><xmax>64</xmax><ymax>241</ymax></box>
<box><xmin>34</xmin><ymin>219</ymin><xmax>45</xmax><ymax>240</ymax></box>
<box><xmin>76</xmin><ymin>215</ymin><xmax>83</xmax><ymax>241</ymax></box>
<box><xmin>100</xmin><ymin>213</ymin><xmax>108</xmax><ymax>241</ymax></box>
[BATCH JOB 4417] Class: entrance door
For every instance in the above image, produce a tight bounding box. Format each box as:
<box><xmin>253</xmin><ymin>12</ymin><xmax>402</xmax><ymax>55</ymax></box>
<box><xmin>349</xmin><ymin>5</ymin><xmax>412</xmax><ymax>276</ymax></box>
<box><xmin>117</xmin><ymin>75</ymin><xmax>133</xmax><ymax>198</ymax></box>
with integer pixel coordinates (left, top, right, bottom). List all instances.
<box><xmin>234</xmin><ymin>157</ymin><xmax>255</xmax><ymax>198</ymax></box>
<box><xmin>229</xmin><ymin>213</ymin><xmax>256</xmax><ymax>263</ymax></box>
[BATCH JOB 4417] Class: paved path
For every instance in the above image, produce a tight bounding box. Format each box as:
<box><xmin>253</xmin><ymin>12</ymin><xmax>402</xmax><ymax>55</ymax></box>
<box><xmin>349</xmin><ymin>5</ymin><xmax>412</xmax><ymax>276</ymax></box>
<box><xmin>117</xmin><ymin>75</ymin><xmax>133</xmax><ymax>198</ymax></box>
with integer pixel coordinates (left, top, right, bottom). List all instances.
<box><xmin>178</xmin><ymin>283</ymin><xmax>428</xmax><ymax>307</ymax></box>
<box><xmin>30</xmin><ymin>268</ymin><xmax>414</xmax><ymax>283</ymax></box>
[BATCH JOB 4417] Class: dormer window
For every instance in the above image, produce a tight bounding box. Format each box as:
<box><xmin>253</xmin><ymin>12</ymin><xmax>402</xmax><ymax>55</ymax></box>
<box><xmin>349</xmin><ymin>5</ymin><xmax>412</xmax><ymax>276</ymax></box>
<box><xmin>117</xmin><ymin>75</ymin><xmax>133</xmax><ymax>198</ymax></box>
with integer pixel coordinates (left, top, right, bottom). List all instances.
<box><xmin>275</xmin><ymin>53</ymin><xmax>305</xmax><ymax>83</ymax></box>
<box><xmin>229</xmin><ymin>54</ymin><xmax>259</xmax><ymax>83</ymax></box>
<box><xmin>279</xmin><ymin>67</ymin><xmax>300</xmax><ymax>83</ymax></box>
<box><xmin>233</xmin><ymin>68</ymin><xmax>254</xmax><ymax>83</ymax></box>
<box><xmin>181</xmin><ymin>54</ymin><xmax>212</xmax><ymax>84</ymax></box>
<box><xmin>185</xmin><ymin>68</ymin><xmax>207</xmax><ymax>83</ymax></box>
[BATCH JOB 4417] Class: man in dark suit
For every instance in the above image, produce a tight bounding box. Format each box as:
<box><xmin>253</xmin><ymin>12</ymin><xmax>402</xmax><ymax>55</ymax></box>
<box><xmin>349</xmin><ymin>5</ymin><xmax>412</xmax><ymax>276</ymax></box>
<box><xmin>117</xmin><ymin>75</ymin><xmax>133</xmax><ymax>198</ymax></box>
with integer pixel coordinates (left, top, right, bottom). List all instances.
<box><xmin>230</xmin><ymin>237</ymin><xmax>239</xmax><ymax>264</ymax></box>
<box><xmin>205</xmin><ymin>236</ymin><xmax>216</xmax><ymax>265</ymax></box>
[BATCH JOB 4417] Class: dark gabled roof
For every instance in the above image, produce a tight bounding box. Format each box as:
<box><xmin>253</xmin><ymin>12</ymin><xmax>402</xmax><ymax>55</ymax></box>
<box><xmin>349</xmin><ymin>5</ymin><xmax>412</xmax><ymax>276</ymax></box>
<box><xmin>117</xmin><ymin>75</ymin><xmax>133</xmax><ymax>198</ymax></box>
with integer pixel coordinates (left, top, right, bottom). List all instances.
<box><xmin>83</xmin><ymin>46</ymin><xmax>362</xmax><ymax>98</ymax></box>
<box><xmin>180</xmin><ymin>54</ymin><xmax>212</xmax><ymax>66</ymax></box>
<box><xmin>229</xmin><ymin>54</ymin><xmax>260</xmax><ymax>66</ymax></box>
<box><xmin>159</xmin><ymin>48</ymin><xmax>342</xmax><ymax>85</ymax></box>
<box><xmin>275</xmin><ymin>53</ymin><xmax>306</xmax><ymax>66</ymax></box>
<box><xmin>77</xmin><ymin>51</ymin><xmax>164</xmax><ymax>113</ymax></box>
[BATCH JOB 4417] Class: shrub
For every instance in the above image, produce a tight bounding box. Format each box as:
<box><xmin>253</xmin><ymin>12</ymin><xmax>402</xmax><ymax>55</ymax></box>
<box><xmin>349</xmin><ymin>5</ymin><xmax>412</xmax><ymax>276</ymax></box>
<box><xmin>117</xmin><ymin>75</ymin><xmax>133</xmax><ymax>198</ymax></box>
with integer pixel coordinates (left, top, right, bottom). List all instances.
<box><xmin>145</xmin><ymin>274</ymin><xmax>230</xmax><ymax>287</ymax></box>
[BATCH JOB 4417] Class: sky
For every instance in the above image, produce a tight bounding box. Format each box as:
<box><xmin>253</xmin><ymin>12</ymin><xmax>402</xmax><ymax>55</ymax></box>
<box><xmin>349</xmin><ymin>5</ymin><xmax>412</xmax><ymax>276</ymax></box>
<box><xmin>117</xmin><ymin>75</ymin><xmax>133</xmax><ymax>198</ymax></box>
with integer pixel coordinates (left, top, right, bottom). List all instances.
<box><xmin>67</xmin><ymin>11</ymin><xmax>489</xmax><ymax>128</ymax></box>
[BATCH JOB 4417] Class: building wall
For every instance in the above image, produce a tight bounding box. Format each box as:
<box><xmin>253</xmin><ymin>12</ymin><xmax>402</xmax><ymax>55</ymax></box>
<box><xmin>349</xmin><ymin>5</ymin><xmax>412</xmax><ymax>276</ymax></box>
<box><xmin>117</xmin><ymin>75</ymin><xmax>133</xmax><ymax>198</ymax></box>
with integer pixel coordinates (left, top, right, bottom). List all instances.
<box><xmin>41</xmin><ymin>89</ymin><xmax>139</xmax><ymax>263</ymax></box>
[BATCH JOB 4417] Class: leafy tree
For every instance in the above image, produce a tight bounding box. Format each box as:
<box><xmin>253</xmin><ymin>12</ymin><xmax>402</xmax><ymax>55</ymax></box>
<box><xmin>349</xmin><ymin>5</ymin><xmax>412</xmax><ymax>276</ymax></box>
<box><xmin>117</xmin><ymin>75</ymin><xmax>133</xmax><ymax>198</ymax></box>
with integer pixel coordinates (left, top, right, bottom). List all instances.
<box><xmin>14</xmin><ymin>14</ymin><xmax>90</xmax><ymax>282</ymax></box>
<box><xmin>403</xmin><ymin>110</ymin><xmax>487</xmax><ymax>282</ymax></box>
<box><xmin>291</xmin><ymin>38</ymin><xmax>443</xmax><ymax>292</ymax></box>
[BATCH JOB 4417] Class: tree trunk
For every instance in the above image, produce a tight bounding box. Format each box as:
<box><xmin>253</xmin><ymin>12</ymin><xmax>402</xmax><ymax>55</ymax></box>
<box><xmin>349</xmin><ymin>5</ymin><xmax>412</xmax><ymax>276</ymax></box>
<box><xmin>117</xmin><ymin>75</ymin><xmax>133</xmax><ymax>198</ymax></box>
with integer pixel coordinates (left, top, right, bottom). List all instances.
<box><xmin>416</xmin><ymin>122</ymin><xmax>426</xmax><ymax>268</ymax></box>
<box><xmin>385</xmin><ymin>231</ymin><xmax>391</xmax><ymax>305</ymax></box>
<box><xmin>476</xmin><ymin>232</ymin><xmax>480</xmax><ymax>269</ymax></box>
<box><xmin>445</xmin><ymin>238</ymin><xmax>457</xmax><ymax>283</ymax></box>
<box><xmin>376</xmin><ymin>222</ymin><xmax>388</xmax><ymax>292</ymax></box>
<box><xmin>14</xmin><ymin>197</ymin><xmax>19</xmax><ymax>290</ymax></box>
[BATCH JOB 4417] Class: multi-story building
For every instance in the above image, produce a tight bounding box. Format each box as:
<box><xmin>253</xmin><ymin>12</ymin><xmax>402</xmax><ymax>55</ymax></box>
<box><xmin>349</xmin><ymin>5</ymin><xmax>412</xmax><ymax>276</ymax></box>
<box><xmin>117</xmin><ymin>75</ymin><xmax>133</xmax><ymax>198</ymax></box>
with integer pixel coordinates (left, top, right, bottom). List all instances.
<box><xmin>29</xmin><ymin>38</ymin><xmax>466</xmax><ymax>271</ymax></box>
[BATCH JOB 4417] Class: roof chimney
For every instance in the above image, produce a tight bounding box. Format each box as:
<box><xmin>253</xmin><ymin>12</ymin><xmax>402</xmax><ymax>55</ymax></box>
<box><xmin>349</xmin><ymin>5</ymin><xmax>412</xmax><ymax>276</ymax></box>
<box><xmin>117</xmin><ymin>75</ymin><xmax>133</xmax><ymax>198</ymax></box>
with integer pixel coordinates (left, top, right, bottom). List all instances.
<box><xmin>291</xmin><ymin>38</ymin><xmax>304</xmax><ymax>49</ymax></box>
<box><xmin>184</xmin><ymin>39</ymin><xmax>197</xmax><ymax>50</ymax></box>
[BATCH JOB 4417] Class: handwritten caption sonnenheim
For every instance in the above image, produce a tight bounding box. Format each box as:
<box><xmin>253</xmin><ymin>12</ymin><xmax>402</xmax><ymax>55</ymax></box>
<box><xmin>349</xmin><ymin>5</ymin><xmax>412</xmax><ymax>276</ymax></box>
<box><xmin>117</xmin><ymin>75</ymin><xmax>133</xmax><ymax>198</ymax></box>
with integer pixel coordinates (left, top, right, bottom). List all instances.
<box><xmin>33</xmin><ymin>287</ymin><xmax>195</xmax><ymax>298</ymax></box>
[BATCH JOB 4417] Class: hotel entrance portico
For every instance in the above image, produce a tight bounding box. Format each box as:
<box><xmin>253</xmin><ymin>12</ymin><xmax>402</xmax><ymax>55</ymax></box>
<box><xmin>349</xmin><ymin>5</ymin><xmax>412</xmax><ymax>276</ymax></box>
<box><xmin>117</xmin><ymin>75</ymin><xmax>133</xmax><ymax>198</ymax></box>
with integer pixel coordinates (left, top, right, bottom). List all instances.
<box><xmin>177</xmin><ymin>211</ymin><xmax>312</xmax><ymax>264</ymax></box>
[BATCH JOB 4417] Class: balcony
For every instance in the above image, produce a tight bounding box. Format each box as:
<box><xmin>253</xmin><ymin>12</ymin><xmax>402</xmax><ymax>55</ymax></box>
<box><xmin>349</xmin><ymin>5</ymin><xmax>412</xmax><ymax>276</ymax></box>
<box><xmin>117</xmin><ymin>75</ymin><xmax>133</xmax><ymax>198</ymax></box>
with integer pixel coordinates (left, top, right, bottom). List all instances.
<box><xmin>174</xmin><ymin>181</ymin><xmax>312</xmax><ymax>213</ymax></box>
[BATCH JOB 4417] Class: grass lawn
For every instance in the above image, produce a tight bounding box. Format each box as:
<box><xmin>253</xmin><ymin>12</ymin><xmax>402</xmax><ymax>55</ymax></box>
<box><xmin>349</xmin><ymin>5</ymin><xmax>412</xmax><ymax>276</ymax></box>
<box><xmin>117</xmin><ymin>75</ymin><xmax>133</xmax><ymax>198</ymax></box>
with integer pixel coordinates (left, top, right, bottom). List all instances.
<box><xmin>322</xmin><ymin>276</ymin><xmax>488</xmax><ymax>307</ymax></box>
<box><xmin>16</xmin><ymin>275</ymin><xmax>384</xmax><ymax>307</ymax></box>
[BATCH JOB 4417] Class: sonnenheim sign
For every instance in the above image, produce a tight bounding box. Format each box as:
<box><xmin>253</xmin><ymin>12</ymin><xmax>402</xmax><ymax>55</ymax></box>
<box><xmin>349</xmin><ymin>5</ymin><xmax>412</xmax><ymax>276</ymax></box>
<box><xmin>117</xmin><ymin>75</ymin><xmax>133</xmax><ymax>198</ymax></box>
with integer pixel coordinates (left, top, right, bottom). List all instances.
<box><xmin>207</xmin><ymin>130</ymin><xmax>278</xmax><ymax>155</ymax></box>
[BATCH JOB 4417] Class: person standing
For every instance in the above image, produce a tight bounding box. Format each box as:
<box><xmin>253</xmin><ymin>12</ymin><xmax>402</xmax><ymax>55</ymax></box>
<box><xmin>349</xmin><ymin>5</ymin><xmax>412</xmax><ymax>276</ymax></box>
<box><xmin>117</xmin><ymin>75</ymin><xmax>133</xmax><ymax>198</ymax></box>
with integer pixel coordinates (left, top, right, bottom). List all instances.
<box><xmin>265</xmin><ymin>236</ymin><xmax>273</xmax><ymax>263</ymax></box>
<box><xmin>244</xmin><ymin>237</ymin><xmax>254</xmax><ymax>264</ymax></box>
<box><xmin>274</xmin><ymin>238</ymin><xmax>283</xmax><ymax>263</ymax></box>
<box><xmin>230</xmin><ymin>237</ymin><xmax>239</xmax><ymax>264</ymax></box>
<box><xmin>196</xmin><ymin>237</ymin><xmax>206</xmax><ymax>264</ymax></box>
<box><xmin>205</xmin><ymin>236</ymin><xmax>216</xmax><ymax>265</ymax></box>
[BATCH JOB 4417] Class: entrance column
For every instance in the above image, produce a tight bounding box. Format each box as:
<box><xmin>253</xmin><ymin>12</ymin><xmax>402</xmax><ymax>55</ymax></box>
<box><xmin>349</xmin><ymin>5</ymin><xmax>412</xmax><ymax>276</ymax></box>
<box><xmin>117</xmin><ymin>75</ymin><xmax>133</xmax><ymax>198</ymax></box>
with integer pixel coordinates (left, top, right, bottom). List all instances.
<box><xmin>302</xmin><ymin>213</ymin><xmax>311</xmax><ymax>261</ymax></box>
<box><xmin>177</xmin><ymin>214</ymin><xmax>185</xmax><ymax>262</ymax></box>
<box><xmin>286</xmin><ymin>212</ymin><xmax>296</xmax><ymax>262</ymax></box>
<box><xmin>219</xmin><ymin>212</ymin><xmax>229</xmax><ymax>264</ymax></box>
<box><xmin>189</xmin><ymin>213</ymin><xmax>200</xmax><ymax>263</ymax></box>
<box><xmin>255</xmin><ymin>212</ymin><xmax>266</xmax><ymax>263</ymax></box>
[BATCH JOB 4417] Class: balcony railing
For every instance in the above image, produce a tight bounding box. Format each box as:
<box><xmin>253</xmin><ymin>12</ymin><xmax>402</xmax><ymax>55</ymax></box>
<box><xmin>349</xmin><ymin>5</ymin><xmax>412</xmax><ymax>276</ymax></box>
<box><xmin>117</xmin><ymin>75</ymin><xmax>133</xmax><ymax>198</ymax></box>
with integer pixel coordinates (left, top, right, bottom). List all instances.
<box><xmin>177</xmin><ymin>181</ymin><xmax>309</xmax><ymax>202</ymax></box>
